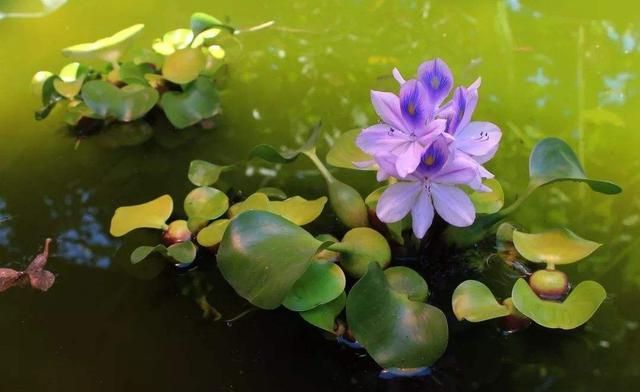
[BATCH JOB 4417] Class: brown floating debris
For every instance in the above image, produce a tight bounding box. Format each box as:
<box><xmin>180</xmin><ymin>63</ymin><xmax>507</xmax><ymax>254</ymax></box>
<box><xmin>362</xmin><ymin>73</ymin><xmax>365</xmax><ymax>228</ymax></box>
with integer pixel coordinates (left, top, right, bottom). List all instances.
<box><xmin>0</xmin><ymin>238</ymin><xmax>55</xmax><ymax>293</ymax></box>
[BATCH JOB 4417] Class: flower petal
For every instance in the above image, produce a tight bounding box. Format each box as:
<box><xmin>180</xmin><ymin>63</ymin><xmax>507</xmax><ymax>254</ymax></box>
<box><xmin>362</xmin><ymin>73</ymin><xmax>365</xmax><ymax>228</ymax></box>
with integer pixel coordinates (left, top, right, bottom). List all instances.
<box><xmin>416</xmin><ymin>136</ymin><xmax>449</xmax><ymax>177</ymax></box>
<box><xmin>399</xmin><ymin>80</ymin><xmax>429</xmax><ymax>131</ymax></box>
<box><xmin>430</xmin><ymin>183</ymin><xmax>475</xmax><ymax>227</ymax></box>
<box><xmin>456</xmin><ymin>121</ymin><xmax>502</xmax><ymax>157</ymax></box>
<box><xmin>411</xmin><ymin>190</ymin><xmax>434</xmax><ymax>238</ymax></box>
<box><xmin>376</xmin><ymin>181</ymin><xmax>423</xmax><ymax>223</ymax></box>
<box><xmin>431</xmin><ymin>153</ymin><xmax>478</xmax><ymax>185</ymax></box>
<box><xmin>392</xmin><ymin>68</ymin><xmax>406</xmax><ymax>85</ymax></box>
<box><xmin>418</xmin><ymin>58</ymin><xmax>453</xmax><ymax>107</ymax></box>
<box><xmin>357</xmin><ymin>124</ymin><xmax>411</xmax><ymax>156</ymax></box>
<box><xmin>370</xmin><ymin>90</ymin><xmax>407</xmax><ymax>131</ymax></box>
<box><xmin>395</xmin><ymin>141</ymin><xmax>425</xmax><ymax>178</ymax></box>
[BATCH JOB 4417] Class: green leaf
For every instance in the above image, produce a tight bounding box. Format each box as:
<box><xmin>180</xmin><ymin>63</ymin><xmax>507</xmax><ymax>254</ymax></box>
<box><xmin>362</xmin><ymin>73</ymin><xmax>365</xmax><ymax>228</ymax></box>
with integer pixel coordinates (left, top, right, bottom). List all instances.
<box><xmin>196</xmin><ymin>219</ymin><xmax>230</xmax><ymax>247</ymax></box>
<box><xmin>384</xmin><ymin>267</ymin><xmax>429</xmax><ymax>302</ymax></box>
<box><xmin>188</xmin><ymin>160</ymin><xmax>229</xmax><ymax>186</ymax></box>
<box><xmin>469</xmin><ymin>178</ymin><xmax>504</xmax><ymax>214</ymax></box>
<box><xmin>160</xmin><ymin>76</ymin><xmax>220</xmax><ymax>129</ymax></box>
<box><xmin>53</xmin><ymin>62</ymin><xmax>86</xmax><ymax>98</ymax></box>
<box><xmin>161</xmin><ymin>48</ymin><xmax>206</xmax><ymax>84</ymax></box>
<box><xmin>330</xmin><ymin>227</ymin><xmax>391</xmax><ymax>277</ymax></box>
<box><xmin>191</xmin><ymin>12</ymin><xmax>229</xmax><ymax>35</ymax></box>
<box><xmin>328</xmin><ymin>180</ymin><xmax>369</xmax><ymax>228</ymax></box>
<box><xmin>512</xmin><ymin>228</ymin><xmax>601</xmax><ymax>265</ymax></box>
<box><xmin>326</xmin><ymin>129</ymin><xmax>375</xmax><ymax>170</ymax></box>
<box><xmin>511</xmin><ymin>278</ymin><xmax>606</xmax><ymax>330</ymax></box>
<box><xmin>256</xmin><ymin>187</ymin><xmax>287</xmax><ymax>200</ymax></box>
<box><xmin>300</xmin><ymin>292</ymin><xmax>346</xmax><ymax>333</ymax></box>
<box><xmin>283</xmin><ymin>260</ymin><xmax>346</xmax><ymax>311</ymax></box>
<box><xmin>192</xmin><ymin>28</ymin><xmax>222</xmax><ymax>48</ymax></box>
<box><xmin>452</xmin><ymin>280</ymin><xmax>511</xmax><ymax>322</ymax></box>
<box><xmin>81</xmin><ymin>80</ymin><xmax>159</xmax><ymax>122</ymax></box>
<box><xmin>131</xmin><ymin>244</ymin><xmax>167</xmax><ymax>264</ymax></box>
<box><xmin>119</xmin><ymin>62</ymin><xmax>155</xmax><ymax>85</ymax></box>
<box><xmin>167</xmin><ymin>241</ymin><xmax>198</xmax><ymax>264</ymax></box>
<box><xmin>529</xmin><ymin>137</ymin><xmax>621</xmax><ymax>195</ymax></box>
<box><xmin>217</xmin><ymin>211</ymin><xmax>325</xmax><ymax>309</ymax></box>
<box><xmin>183</xmin><ymin>186</ymin><xmax>229</xmax><ymax>222</ymax></box>
<box><xmin>347</xmin><ymin>263</ymin><xmax>448</xmax><ymax>369</ymax></box>
<box><xmin>110</xmin><ymin>195</ymin><xmax>173</xmax><ymax>237</ymax></box>
<box><xmin>31</xmin><ymin>71</ymin><xmax>53</xmax><ymax>98</ymax></box>
<box><xmin>250</xmin><ymin>123</ymin><xmax>321</xmax><ymax>164</ymax></box>
<box><xmin>62</xmin><ymin>24</ymin><xmax>145</xmax><ymax>64</ymax></box>
<box><xmin>229</xmin><ymin>193</ymin><xmax>326</xmax><ymax>226</ymax></box>
<box><xmin>35</xmin><ymin>75</ymin><xmax>64</xmax><ymax>120</ymax></box>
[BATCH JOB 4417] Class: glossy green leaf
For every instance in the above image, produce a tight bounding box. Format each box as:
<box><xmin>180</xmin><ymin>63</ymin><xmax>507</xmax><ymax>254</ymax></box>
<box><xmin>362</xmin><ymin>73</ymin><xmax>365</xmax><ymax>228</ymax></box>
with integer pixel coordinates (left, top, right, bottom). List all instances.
<box><xmin>300</xmin><ymin>292</ymin><xmax>346</xmax><ymax>333</ymax></box>
<box><xmin>119</xmin><ymin>62</ymin><xmax>155</xmax><ymax>85</ymax></box>
<box><xmin>184</xmin><ymin>186</ymin><xmax>229</xmax><ymax>221</ymax></box>
<box><xmin>62</xmin><ymin>24</ymin><xmax>144</xmax><ymax>64</ymax></box>
<box><xmin>160</xmin><ymin>76</ymin><xmax>220</xmax><ymax>129</ymax></box>
<box><xmin>31</xmin><ymin>71</ymin><xmax>53</xmax><ymax>97</ymax></box>
<box><xmin>35</xmin><ymin>75</ymin><xmax>63</xmax><ymax>120</ymax></box>
<box><xmin>217</xmin><ymin>211</ymin><xmax>325</xmax><ymax>309</ymax></box>
<box><xmin>512</xmin><ymin>228</ymin><xmax>601</xmax><ymax>265</ymax></box>
<box><xmin>110</xmin><ymin>195</ymin><xmax>173</xmax><ymax>237</ymax></box>
<box><xmin>188</xmin><ymin>160</ymin><xmax>229</xmax><ymax>186</ymax></box>
<box><xmin>283</xmin><ymin>260</ymin><xmax>346</xmax><ymax>311</ymax></box>
<box><xmin>452</xmin><ymin>280</ymin><xmax>510</xmax><ymax>322</ymax></box>
<box><xmin>347</xmin><ymin>263</ymin><xmax>448</xmax><ymax>369</ymax></box>
<box><xmin>384</xmin><ymin>267</ymin><xmax>429</xmax><ymax>302</ymax></box>
<box><xmin>511</xmin><ymin>278</ymin><xmax>606</xmax><ymax>330</ymax></box>
<box><xmin>53</xmin><ymin>62</ymin><xmax>86</xmax><ymax>98</ymax></box>
<box><xmin>192</xmin><ymin>28</ymin><xmax>222</xmax><ymax>48</ymax></box>
<box><xmin>529</xmin><ymin>137</ymin><xmax>621</xmax><ymax>194</ymax></box>
<box><xmin>161</xmin><ymin>48</ymin><xmax>206</xmax><ymax>84</ymax></box>
<box><xmin>167</xmin><ymin>240</ymin><xmax>198</xmax><ymax>264</ymax></box>
<box><xmin>250</xmin><ymin>123</ymin><xmax>321</xmax><ymax>164</ymax></box>
<box><xmin>330</xmin><ymin>227</ymin><xmax>391</xmax><ymax>277</ymax></box>
<box><xmin>191</xmin><ymin>12</ymin><xmax>229</xmax><ymax>35</ymax></box>
<box><xmin>326</xmin><ymin>129</ymin><xmax>375</xmax><ymax>170</ymax></box>
<box><xmin>469</xmin><ymin>178</ymin><xmax>504</xmax><ymax>214</ymax></box>
<box><xmin>196</xmin><ymin>219</ymin><xmax>230</xmax><ymax>247</ymax></box>
<box><xmin>328</xmin><ymin>180</ymin><xmax>369</xmax><ymax>228</ymax></box>
<box><xmin>228</xmin><ymin>193</ymin><xmax>270</xmax><ymax>217</ymax></box>
<box><xmin>81</xmin><ymin>80</ymin><xmax>159</xmax><ymax>122</ymax></box>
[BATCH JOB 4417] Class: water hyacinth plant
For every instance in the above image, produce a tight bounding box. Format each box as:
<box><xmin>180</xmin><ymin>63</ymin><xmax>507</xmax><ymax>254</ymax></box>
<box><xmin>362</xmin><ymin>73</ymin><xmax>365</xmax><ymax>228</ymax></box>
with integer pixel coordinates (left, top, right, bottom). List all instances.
<box><xmin>31</xmin><ymin>12</ymin><xmax>230</xmax><ymax>133</ymax></box>
<box><xmin>357</xmin><ymin>58</ymin><xmax>501</xmax><ymax>238</ymax></box>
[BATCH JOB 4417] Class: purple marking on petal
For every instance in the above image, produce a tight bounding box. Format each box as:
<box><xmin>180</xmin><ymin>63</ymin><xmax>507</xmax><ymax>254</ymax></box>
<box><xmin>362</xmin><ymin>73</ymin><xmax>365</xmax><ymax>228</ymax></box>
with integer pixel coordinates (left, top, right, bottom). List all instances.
<box><xmin>376</xmin><ymin>181</ymin><xmax>423</xmax><ymax>223</ymax></box>
<box><xmin>430</xmin><ymin>183</ymin><xmax>475</xmax><ymax>227</ymax></box>
<box><xmin>445</xmin><ymin>87</ymin><xmax>466</xmax><ymax>135</ymax></box>
<box><xmin>455</xmin><ymin>121</ymin><xmax>502</xmax><ymax>156</ymax></box>
<box><xmin>411</xmin><ymin>189</ymin><xmax>434</xmax><ymax>238</ymax></box>
<box><xmin>357</xmin><ymin>124</ymin><xmax>412</xmax><ymax>156</ymax></box>
<box><xmin>416</xmin><ymin>137</ymin><xmax>449</xmax><ymax>177</ymax></box>
<box><xmin>418</xmin><ymin>58</ymin><xmax>453</xmax><ymax>107</ymax></box>
<box><xmin>399</xmin><ymin>80</ymin><xmax>429</xmax><ymax>132</ymax></box>
<box><xmin>370</xmin><ymin>90</ymin><xmax>408</xmax><ymax>132</ymax></box>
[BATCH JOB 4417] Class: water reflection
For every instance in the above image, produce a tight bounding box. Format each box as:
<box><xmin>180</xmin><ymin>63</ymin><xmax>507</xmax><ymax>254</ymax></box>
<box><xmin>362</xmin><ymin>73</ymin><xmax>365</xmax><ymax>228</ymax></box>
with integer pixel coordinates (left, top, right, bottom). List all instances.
<box><xmin>0</xmin><ymin>0</ymin><xmax>66</xmax><ymax>20</ymax></box>
<box><xmin>0</xmin><ymin>197</ymin><xmax>11</xmax><ymax>247</ymax></box>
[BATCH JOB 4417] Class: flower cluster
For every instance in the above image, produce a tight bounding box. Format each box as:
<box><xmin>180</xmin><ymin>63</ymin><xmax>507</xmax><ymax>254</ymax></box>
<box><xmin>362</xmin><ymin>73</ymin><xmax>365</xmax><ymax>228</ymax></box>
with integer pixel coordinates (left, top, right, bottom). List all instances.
<box><xmin>357</xmin><ymin>58</ymin><xmax>501</xmax><ymax>238</ymax></box>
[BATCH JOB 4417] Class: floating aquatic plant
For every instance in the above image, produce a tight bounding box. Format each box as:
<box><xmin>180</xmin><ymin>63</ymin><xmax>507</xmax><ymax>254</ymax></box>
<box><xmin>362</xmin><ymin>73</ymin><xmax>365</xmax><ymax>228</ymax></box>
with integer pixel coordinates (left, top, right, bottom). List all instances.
<box><xmin>452</xmin><ymin>225</ymin><xmax>608</xmax><ymax>331</ymax></box>
<box><xmin>32</xmin><ymin>12</ymin><xmax>231</xmax><ymax>133</ymax></box>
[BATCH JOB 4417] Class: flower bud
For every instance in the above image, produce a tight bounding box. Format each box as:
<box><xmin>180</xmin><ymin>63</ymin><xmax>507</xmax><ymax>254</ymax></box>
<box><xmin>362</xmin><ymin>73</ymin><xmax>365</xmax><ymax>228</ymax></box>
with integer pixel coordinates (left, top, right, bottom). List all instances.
<box><xmin>162</xmin><ymin>220</ymin><xmax>192</xmax><ymax>246</ymax></box>
<box><xmin>529</xmin><ymin>269</ymin><xmax>570</xmax><ymax>301</ymax></box>
<box><xmin>328</xmin><ymin>180</ymin><xmax>369</xmax><ymax>228</ymax></box>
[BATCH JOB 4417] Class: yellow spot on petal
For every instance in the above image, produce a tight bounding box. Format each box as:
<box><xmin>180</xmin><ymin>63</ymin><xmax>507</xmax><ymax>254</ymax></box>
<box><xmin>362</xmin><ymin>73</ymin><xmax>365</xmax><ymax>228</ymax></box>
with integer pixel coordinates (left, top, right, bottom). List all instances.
<box><xmin>407</xmin><ymin>104</ymin><xmax>416</xmax><ymax>116</ymax></box>
<box><xmin>430</xmin><ymin>77</ymin><xmax>440</xmax><ymax>89</ymax></box>
<box><xmin>425</xmin><ymin>155</ymin><xmax>435</xmax><ymax>166</ymax></box>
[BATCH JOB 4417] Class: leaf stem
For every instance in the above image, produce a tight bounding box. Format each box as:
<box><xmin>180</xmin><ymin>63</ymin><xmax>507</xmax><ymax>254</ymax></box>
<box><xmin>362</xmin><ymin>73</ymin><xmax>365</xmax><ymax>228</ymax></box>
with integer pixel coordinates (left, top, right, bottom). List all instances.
<box><xmin>303</xmin><ymin>149</ymin><xmax>335</xmax><ymax>184</ymax></box>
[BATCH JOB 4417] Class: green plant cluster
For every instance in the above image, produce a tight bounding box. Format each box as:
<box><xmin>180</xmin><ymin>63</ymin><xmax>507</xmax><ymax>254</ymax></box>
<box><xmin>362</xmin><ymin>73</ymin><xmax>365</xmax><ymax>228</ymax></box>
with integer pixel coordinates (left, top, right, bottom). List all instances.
<box><xmin>31</xmin><ymin>12</ymin><xmax>230</xmax><ymax>131</ymax></box>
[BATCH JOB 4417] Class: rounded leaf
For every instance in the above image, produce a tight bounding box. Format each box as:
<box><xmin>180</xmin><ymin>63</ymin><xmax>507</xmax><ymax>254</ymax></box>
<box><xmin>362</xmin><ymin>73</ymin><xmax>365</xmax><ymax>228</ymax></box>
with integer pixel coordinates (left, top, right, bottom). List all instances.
<box><xmin>326</xmin><ymin>129</ymin><xmax>375</xmax><ymax>170</ymax></box>
<box><xmin>469</xmin><ymin>178</ymin><xmax>504</xmax><ymax>214</ymax></box>
<box><xmin>110</xmin><ymin>195</ymin><xmax>173</xmax><ymax>237</ymax></box>
<box><xmin>184</xmin><ymin>186</ymin><xmax>229</xmax><ymax>221</ymax></box>
<box><xmin>384</xmin><ymin>266</ymin><xmax>429</xmax><ymax>302</ymax></box>
<box><xmin>452</xmin><ymin>280</ymin><xmax>510</xmax><ymax>322</ymax></box>
<box><xmin>347</xmin><ymin>263</ymin><xmax>448</xmax><ymax>369</ymax></box>
<box><xmin>300</xmin><ymin>292</ymin><xmax>346</xmax><ymax>333</ymax></box>
<box><xmin>328</xmin><ymin>180</ymin><xmax>369</xmax><ymax>228</ymax></box>
<box><xmin>332</xmin><ymin>227</ymin><xmax>391</xmax><ymax>277</ymax></box>
<box><xmin>130</xmin><ymin>244</ymin><xmax>168</xmax><ymax>264</ymax></box>
<box><xmin>511</xmin><ymin>278</ymin><xmax>606</xmax><ymax>330</ymax></box>
<box><xmin>196</xmin><ymin>219</ymin><xmax>230</xmax><ymax>247</ymax></box>
<box><xmin>191</xmin><ymin>12</ymin><xmax>226</xmax><ymax>35</ymax></box>
<box><xmin>188</xmin><ymin>160</ymin><xmax>229</xmax><ymax>186</ymax></box>
<box><xmin>160</xmin><ymin>76</ymin><xmax>220</xmax><ymax>129</ymax></box>
<box><xmin>81</xmin><ymin>80</ymin><xmax>159</xmax><ymax>122</ymax></box>
<box><xmin>512</xmin><ymin>228</ymin><xmax>601</xmax><ymax>265</ymax></box>
<box><xmin>31</xmin><ymin>71</ymin><xmax>54</xmax><ymax>97</ymax></box>
<box><xmin>283</xmin><ymin>261</ymin><xmax>346</xmax><ymax>311</ymax></box>
<box><xmin>167</xmin><ymin>241</ymin><xmax>198</xmax><ymax>264</ymax></box>
<box><xmin>217</xmin><ymin>211</ymin><xmax>324</xmax><ymax>309</ymax></box>
<box><xmin>529</xmin><ymin>137</ymin><xmax>621</xmax><ymax>194</ymax></box>
<box><xmin>162</xmin><ymin>48</ymin><xmax>206</xmax><ymax>84</ymax></box>
<box><xmin>62</xmin><ymin>24</ymin><xmax>144</xmax><ymax>63</ymax></box>
<box><xmin>268</xmin><ymin>196</ymin><xmax>327</xmax><ymax>226</ymax></box>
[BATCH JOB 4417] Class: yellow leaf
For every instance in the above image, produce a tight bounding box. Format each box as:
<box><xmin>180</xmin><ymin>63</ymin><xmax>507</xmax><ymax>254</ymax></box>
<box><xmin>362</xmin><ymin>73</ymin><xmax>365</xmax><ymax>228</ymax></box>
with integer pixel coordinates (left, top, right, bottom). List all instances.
<box><xmin>110</xmin><ymin>194</ymin><xmax>173</xmax><ymax>237</ymax></box>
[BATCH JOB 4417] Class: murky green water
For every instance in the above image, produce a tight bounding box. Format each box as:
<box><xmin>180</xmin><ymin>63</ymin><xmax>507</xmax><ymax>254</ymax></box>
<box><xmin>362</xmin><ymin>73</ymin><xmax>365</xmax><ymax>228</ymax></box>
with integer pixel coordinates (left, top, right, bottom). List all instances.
<box><xmin>1</xmin><ymin>0</ymin><xmax>639</xmax><ymax>390</ymax></box>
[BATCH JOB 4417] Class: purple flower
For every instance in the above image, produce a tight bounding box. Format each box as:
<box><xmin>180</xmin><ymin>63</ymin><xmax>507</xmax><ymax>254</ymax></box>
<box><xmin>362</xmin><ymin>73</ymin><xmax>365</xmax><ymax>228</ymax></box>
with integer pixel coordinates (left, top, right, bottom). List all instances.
<box><xmin>357</xmin><ymin>80</ymin><xmax>445</xmax><ymax>178</ymax></box>
<box><xmin>374</xmin><ymin>143</ymin><xmax>478</xmax><ymax>238</ymax></box>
